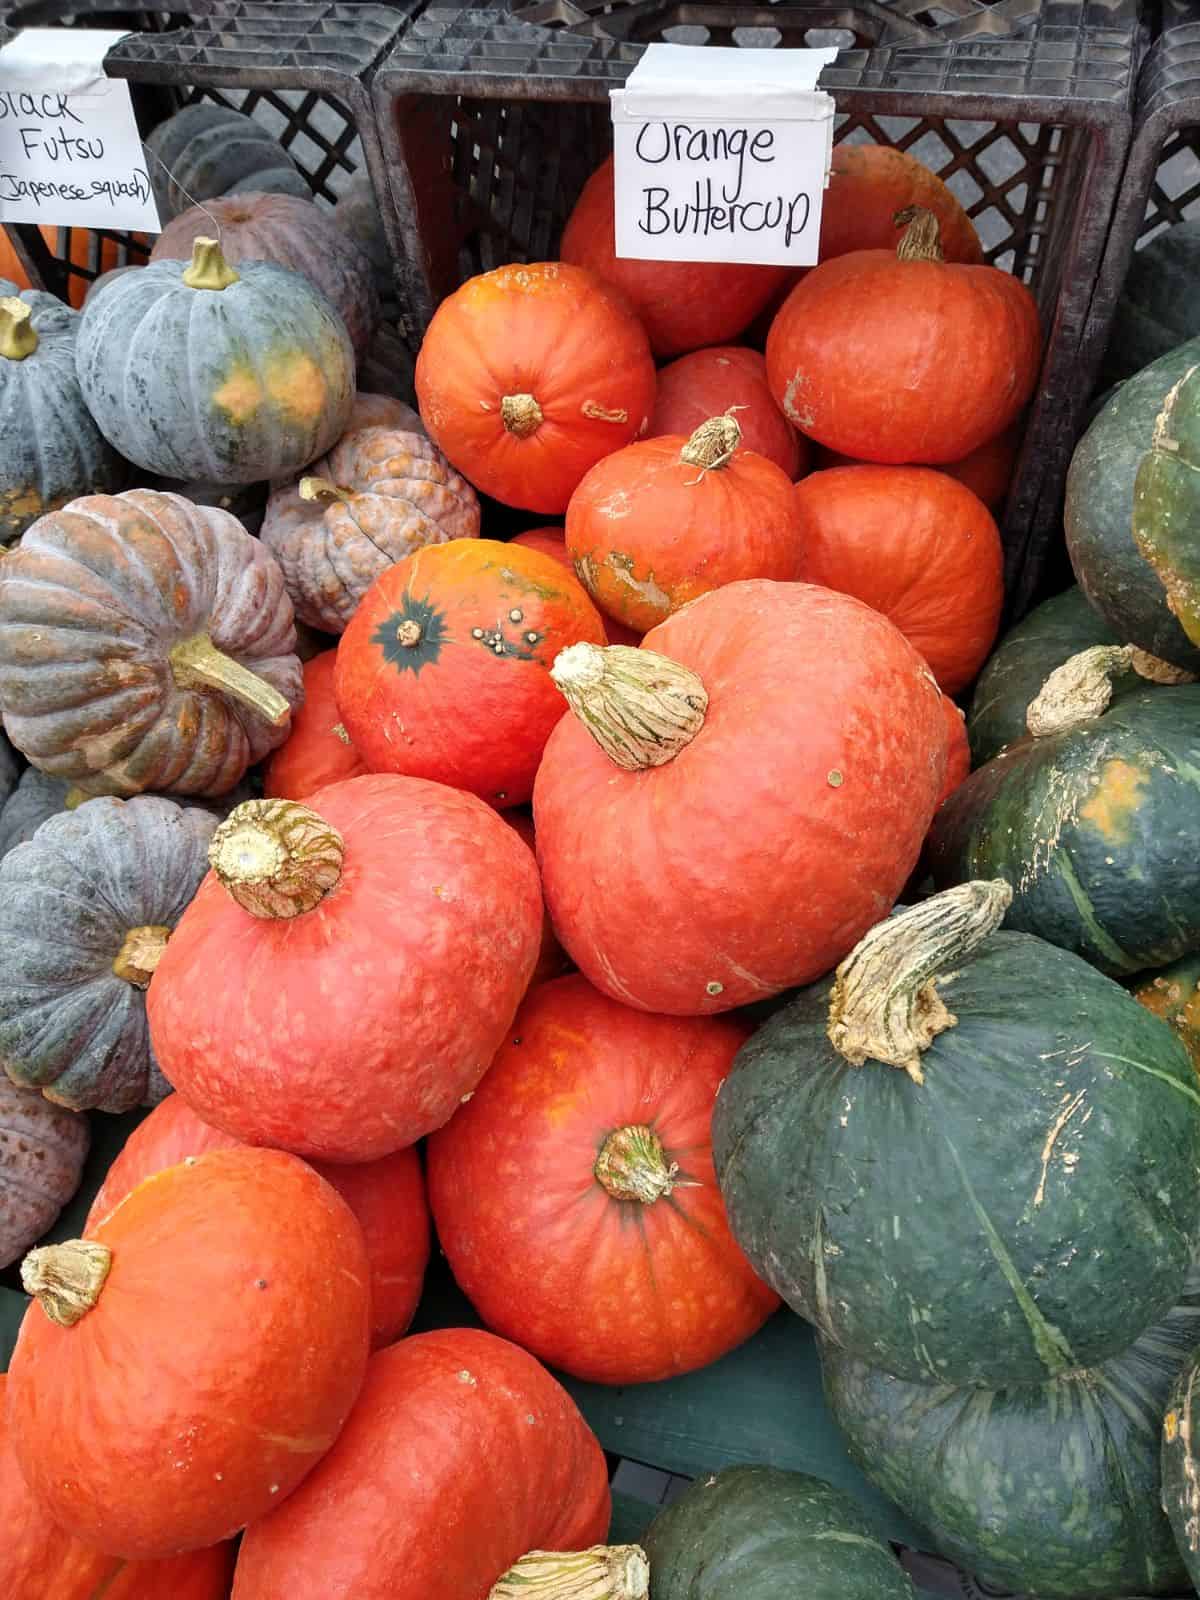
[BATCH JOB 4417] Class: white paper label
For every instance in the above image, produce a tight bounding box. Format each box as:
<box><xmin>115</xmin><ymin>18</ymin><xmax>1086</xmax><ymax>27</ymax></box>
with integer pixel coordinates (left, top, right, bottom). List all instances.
<box><xmin>0</xmin><ymin>28</ymin><xmax>160</xmax><ymax>232</ymax></box>
<box><xmin>611</xmin><ymin>44</ymin><xmax>837</xmax><ymax>268</ymax></box>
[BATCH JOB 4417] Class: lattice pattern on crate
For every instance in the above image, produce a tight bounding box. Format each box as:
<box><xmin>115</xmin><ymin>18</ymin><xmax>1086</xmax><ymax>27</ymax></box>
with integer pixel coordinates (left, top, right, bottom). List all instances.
<box><xmin>1133</xmin><ymin>19</ymin><xmax>1200</xmax><ymax>247</ymax></box>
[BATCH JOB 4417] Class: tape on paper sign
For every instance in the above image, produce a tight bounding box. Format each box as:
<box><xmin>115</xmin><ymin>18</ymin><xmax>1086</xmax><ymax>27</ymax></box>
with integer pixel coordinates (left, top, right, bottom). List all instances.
<box><xmin>611</xmin><ymin>43</ymin><xmax>838</xmax><ymax>268</ymax></box>
<box><xmin>0</xmin><ymin>27</ymin><xmax>160</xmax><ymax>232</ymax></box>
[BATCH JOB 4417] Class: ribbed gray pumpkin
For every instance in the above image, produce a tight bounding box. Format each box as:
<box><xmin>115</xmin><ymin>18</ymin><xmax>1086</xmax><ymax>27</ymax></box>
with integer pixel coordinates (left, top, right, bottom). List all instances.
<box><xmin>0</xmin><ymin>281</ymin><xmax>124</xmax><ymax>545</ymax></box>
<box><xmin>74</xmin><ymin>235</ymin><xmax>354</xmax><ymax>483</ymax></box>
<box><xmin>822</xmin><ymin>1264</ymin><xmax>1200</xmax><ymax>1598</ymax></box>
<box><xmin>0</xmin><ymin>768</ymin><xmax>69</xmax><ymax>859</ymax></box>
<box><xmin>145</xmin><ymin>102</ymin><xmax>307</xmax><ymax>219</ymax></box>
<box><xmin>151</xmin><ymin>192</ymin><xmax>380</xmax><ymax>360</ymax></box>
<box><xmin>0</xmin><ymin>795</ymin><xmax>218</xmax><ymax>1111</ymax></box>
<box><xmin>0</xmin><ymin>1079</ymin><xmax>89</xmax><ymax>1267</ymax></box>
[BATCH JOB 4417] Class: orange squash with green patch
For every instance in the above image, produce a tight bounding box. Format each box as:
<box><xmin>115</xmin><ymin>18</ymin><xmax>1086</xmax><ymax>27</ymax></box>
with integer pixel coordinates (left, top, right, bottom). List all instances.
<box><xmin>75</xmin><ymin>236</ymin><xmax>353</xmax><ymax>483</ymax></box>
<box><xmin>928</xmin><ymin>662</ymin><xmax>1200</xmax><ymax>975</ymax></box>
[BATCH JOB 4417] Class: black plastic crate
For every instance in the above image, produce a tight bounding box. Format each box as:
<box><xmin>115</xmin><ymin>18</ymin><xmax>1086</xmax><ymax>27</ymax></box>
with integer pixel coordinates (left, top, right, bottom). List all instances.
<box><xmin>372</xmin><ymin>0</ymin><xmax>1147</xmax><ymax>620</ymax></box>
<box><xmin>0</xmin><ymin>1</ymin><xmax>414</xmax><ymax>309</ymax></box>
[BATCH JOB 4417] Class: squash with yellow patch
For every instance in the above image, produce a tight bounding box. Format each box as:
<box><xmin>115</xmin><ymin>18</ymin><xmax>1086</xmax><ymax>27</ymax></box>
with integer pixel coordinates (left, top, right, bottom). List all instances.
<box><xmin>74</xmin><ymin>237</ymin><xmax>353</xmax><ymax>483</ymax></box>
<box><xmin>928</xmin><ymin>653</ymin><xmax>1200</xmax><ymax>974</ymax></box>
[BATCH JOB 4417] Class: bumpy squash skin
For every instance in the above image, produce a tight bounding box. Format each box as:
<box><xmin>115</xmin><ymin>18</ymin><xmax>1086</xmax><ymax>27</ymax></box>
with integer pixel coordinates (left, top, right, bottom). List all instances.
<box><xmin>931</xmin><ymin>686</ymin><xmax>1200</xmax><ymax>974</ymax></box>
<box><xmin>1135</xmin><ymin>953</ymin><xmax>1200</xmax><ymax>1075</ymax></box>
<box><xmin>0</xmin><ymin>1079</ymin><xmax>89</xmax><ymax>1267</ymax></box>
<box><xmin>643</xmin><ymin>1464</ymin><xmax>915</xmax><ymax>1600</ymax></box>
<box><xmin>0</xmin><ymin>796</ymin><xmax>218</xmax><ymax>1111</ymax></box>
<box><xmin>712</xmin><ymin>928</ymin><xmax>1200</xmax><ymax>1388</ymax></box>
<box><xmin>0</xmin><ymin>280</ymin><xmax>124</xmax><ymax>544</ymax></box>
<box><xmin>75</xmin><ymin>254</ymin><xmax>354</xmax><ymax>483</ymax></box>
<box><xmin>1066</xmin><ymin>336</ymin><xmax>1200</xmax><ymax>670</ymax></box>
<box><xmin>1163</xmin><ymin>1350</ymin><xmax>1200</xmax><ymax>1590</ymax></box>
<box><xmin>1133</xmin><ymin>361</ymin><xmax>1200</xmax><ymax>649</ymax></box>
<box><xmin>145</xmin><ymin>103</ymin><xmax>306</xmax><ymax>219</ymax></box>
<box><xmin>822</xmin><ymin>1266</ymin><xmax>1200</xmax><ymax>1598</ymax></box>
<box><xmin>967</xmin><ymin>586</ymin><xmax>1125</xmax><ymax>765</ymax></box>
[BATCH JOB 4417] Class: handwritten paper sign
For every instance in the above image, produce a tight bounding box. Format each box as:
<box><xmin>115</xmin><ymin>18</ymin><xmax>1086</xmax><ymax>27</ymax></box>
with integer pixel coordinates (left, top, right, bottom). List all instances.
<box><xmin>0</xmin><ymin>28</ymin><xmax>160</xmax><ymax>232</ymax></box>
<box><xmin>611</xmin><ymin>44</ymin><xmax>837</xmax><ymax>267</ymax></box>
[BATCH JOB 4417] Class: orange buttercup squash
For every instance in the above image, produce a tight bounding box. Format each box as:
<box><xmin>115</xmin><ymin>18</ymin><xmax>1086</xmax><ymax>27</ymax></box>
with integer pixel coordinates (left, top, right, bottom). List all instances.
<box><xmin>766</xmin><ymin>207</ymin><xmax>1040</xmax><ymax>464</ymax></box>
<box><xmin>648</xmin><ymin>345</ymin><xmax>805</xmax><ymax>480</ymax></box>
<box><xmin>505</xmin><ymin>810</ymin><xmax>571</xmax><ymax>988</ymax></box>
<box><xmin>938</xmin><ymin>695</ymin><xmax>971</xmax><ymax>807</ymax></box>
<box><xmin>811</xmin><ymin>421</ymin><xmax>1020</xmax><ymax>512</ymax></box>
<box><xmin>509</xmin><ymin>527</ymin><xmax>641</xmax><ymax>646</ymax></box>
<box><xmin>264</xmin><ymin>650</ymin><xmax>368</xmax><ymax>800</ymax></box>
<box><xmin>414</xmin><ymin>261</ymin><xmax>656</xmax><ymax>513</ymax></box>
<box><xmin>8</xmin><ymin>1146</ymin><xmax>371</xmax><ymax>1559</ymax></box>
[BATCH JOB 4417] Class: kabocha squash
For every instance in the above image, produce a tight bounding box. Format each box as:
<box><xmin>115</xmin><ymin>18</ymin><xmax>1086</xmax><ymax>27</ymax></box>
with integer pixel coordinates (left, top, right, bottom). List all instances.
<box><xmin>533</xmin><ymin>583</ymin><xmax>947</xmax><ymax>1014</ymax></box>
<box><xmin>1135</xmin><ymin>954</ymin><xmax>1200</xmax><ymax>1073</ymax></box>
<box><xmin>822</xmin><ymin>1266</ymin><xmax>1200</xmax><ymax>1598</ymax></box>
<box><xmin>1104</xmin><ymin>219</ymin><xmax>1200</xmax><ymax>385</ymax></box>
<box><xmin>231</xmin><ymin>1328</ymin><xmax>612</xmax><ymax>1600</ymax></box>
<box><xmin>766</xmin><ymin>208</ymin><xmax>1040</xmax><ymax>463</ymax></box>
<box><xmin>148</xmin><ymin>777</ymin><xmax>543</xmax><ymax>1161</ymax></box>
<box><xmin>2</xmin><ymin>1373</ymin><xmax>236</xmax><ymax>1600</ymax></box>
<box><xmin>414</xmin><ymin>261</ymin><xmax>656</xmax><ymax>513</ymax></box>
<box><xmin>792</xmin><ymin>466</ymin><xmax>1003</xmax><ymax>694</ymax></box>
<box><xmin>565</xmin><ymin>415</ymin><xmax>805</xmax><ymax>633</ymax></box>
<box><xmin>428</xmin><ymin>974</ymin><xmax>777</xmax><ymax>1383</ymax></box>
<box><xmin>930</xmin><ymin>673</ymin><xmax>1200</xmax><ymax>974</ymax></box>
<box><xmin>334</xmin><ymin>170</ymin><xmax>395</xmax><ymax>313</ymax></box>
<box><xmin>152</xmin><ymin>192</ymin><xmax>380</xmax><ymax>358</ymax></box>
<box><xmin>145</xmin><ymin>103</ymin><xmax>307</xmax><ymax>219</ymax></box>
<box><xmin>642</xmin><ymin>1465</ymin><xmax>915</xmax><ymax>1600</ymax></box>
<box><xmin>967</xmin><ymin>585</ymin><xmax>1125</xmax><ymax>765</ymax></box>
<box><xmin>712</xmin><ymin>882</ymin><xmax>1200</xmax><ymax>1387</ymax></box>
<box><xmin>0</xmin><ymin>796</ymin><xmax>217</xmax><ymax>1112</ymax></box>
<box><xmin>260</xmin><ymin>418</ymin><xmax>480</xmax><ymax>634</ymax></box>
<box><xmin>1066</xmin><ymin>335</ymin><xmax>1200</xmax><ymax>670</ymax></box>
<box><xmin>1132</xmin><ymin>361</ymin><xmax>1200</xmax><ymax>650</ymax></box>
<box><xmin>508</xmin><ymin>527</ymin><xmax>641</xmax><ymax>646</ymax></box>
<box><xmin>264</xmin><ymin>651</ymin><xmax>368</xmax><ymax>800</ymax></box>
<box><xmin>0</xmin><ymin>283</ymin><xmax>124</xmax><ymax>545</ymax></box>
<box><xmin>0</xmin><ymin>488</ymin><xmax>302</xmax><ymax>797</ymax></box>
<box><xmin>9</xmin><ymin>1146</ymin><xmax>370</xmax><ymax>1559</ymax></box>
<box><xmin>75</xmin><ymin>236</ymin><xmax>354</xmax><ymax>483</ymax></box>
<box><xmin>560</xmin><ymin>154</ymin><xmax>786</xmax><ymax>358</ymax></box>
<box><xmin>87</xmin><ymin>1093</ymin><xmax>430</xmax><ymax>1350</ymax></box>
<box><xmin>504</xmin><ymin>810</ymin><xmax>570</xmax><ymax>988</ymax></box>
<box><xmin>648</xmin><ymin>347</ymin><xmax>804</xmax><ymax>479</ymax></box>
<box><xmin>1163</xmin><ymin>1343</ymin><xmax>1200</xmax><ymax>1590</ymax></box>
<box><xmin>0</xmin><ymin>1080</ymin><xmax>88</xmax><ymax>1268</ymax></box>
<box><xmin>335</xmin><ymin>540</ymin><xmax>606</xmax><ymax>808</ymax></box>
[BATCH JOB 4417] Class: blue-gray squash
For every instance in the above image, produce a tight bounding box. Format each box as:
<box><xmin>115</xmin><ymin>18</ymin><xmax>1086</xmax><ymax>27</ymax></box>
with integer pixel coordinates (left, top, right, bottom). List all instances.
<box><xmin>145</xmin><ymin>102</ymin><xmax>307</xmax><ymax>219</ymax></box>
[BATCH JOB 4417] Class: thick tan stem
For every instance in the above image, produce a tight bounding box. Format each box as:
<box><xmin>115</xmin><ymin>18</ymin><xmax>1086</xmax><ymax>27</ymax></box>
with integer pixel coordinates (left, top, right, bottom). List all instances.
<box><xmin>501</xmin><ymin>393</ymin><xmax>544</xmax><ymax>439</ymax></box>
<box><xmin>894</xmin><ymin>206</ymin><xmax>944</xmax><ymax>263</ymax></box>
<box><xmin>1130</xmin><ymin>647</ymin><xmax>1198</xmax><ymax>686</ymax></box>
<box><xmin>299</xmin><ymin>476</ymin><xmax>353</xmax><ymax>506</ymax></box>
<box><xmin>210</xmin><ymin>799</ymin><xmax>344</xmax><ymax>919</ymax></box>
<box><xmin>182</xmin><ymin>236</ymin><xmax>240</xmax><ymax>291</ymax></box>
<box><xmin>594</xmin><ymin>1125</ymin><xmax>678</xmax><ymax>1203</ymax></box>
<box><xmin>550</xmin><ymin>643</ymin><xmax>707</xmax><ymax>772</ymax></box>
<box><xmin>679</xmin><ymin>413</ymin><xmax>741</xmax><ymax>473</ymax></box>
<box><xmin>0</xmin><ymin>296</ymin><xmax>37</xmax><ymax>360</ymax></box>
<box><xmin>489</xmin><ymin>1546</ymin><xmax>649</xmax><ymax>1600</ymax></box>
<box><xmin>22</xmin><ymin>1240</ymin><xmax>112</xmax><ymax>1327</ymax></box>
<box><xmin>1026</xmin><ymin>645</ymin><xmax>1134</xmax><ymax>737</ymax></box>
<box><xmin>828</xmin><ymin>881</ymin><xmax>1013</xmax><ymax>1083</ymax></box>
<box><xmin>112</xmin><ymin>924</ymin><xmax>171</xmax><ymax>988</ymax></box>
<box><xmin>170</xmin><ymin>634</ymin><xmax>291</xmax><ymax>728</ymax></box>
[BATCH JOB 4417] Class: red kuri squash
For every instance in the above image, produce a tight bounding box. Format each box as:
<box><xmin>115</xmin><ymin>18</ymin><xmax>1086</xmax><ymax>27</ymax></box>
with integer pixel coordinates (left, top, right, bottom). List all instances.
<box><xmin>811</xmin><ymin>421</ymin><xmax>1020</xmax><ymax>512</ymax></box>
<box><xmin>231</xmin><ymin>1329</ymin><xmax>612</xmax><ymax>1600</ymax></box>
<box><xmin>147</xmin><ymin>778</ymin><xmax>543</xmax><ymax>1160</ymax></box>
<box><xmin>8</xmin><ymin>1146</ymin><xmax>371</xmax><ymax>1559</ymax></box>
<box><xmin>504</xmin><ymin>811</ymin><xmax>570</xmax><ymax>988</ymax></box>
<box><xmin>792</xmin><ymin>466</ymin><xmax>1004</xmax><ymax>694</ymax></box>
<box><xmin>766</xmin><ymin>208</ymin><xmax>1039</xmax><ymax>463</ymax></box>
<box><xmin>3</xmin><ymin>1371</ymin><xmax>236</xmax><ymax>1600</ymax></box>
<box><xmin>565</xmin><ymin>415</ymin><xmax>804</xmax><ymax>633</ymax></box>
<box><xmin>334</xmin><ymin>539</ymin><xmax>606</xmax><ymax>808</ymax></box>
<box><xmin>414</xmin><ymin>261</ymin><xmax>656</xmax><ymax>513</ymax></box>
<box><xmin>508</xmin><ymin>526</ymin><xmax>641</xmax><ymax>646</ymax></box>
<box><xmin>263</xmin><ymin>649</ymin><xmax>368</xmax><ymax>800</ymax></box>
<box><xmin>648</xmin><ymin>346</ymin><xmax>805</xmax><ymax>479</ymax></box>
<box><xmin>87</xmin><ymin>1093</ymin><xmax>430</xmax><ymax>1350</ymax></box>
<box><xmin>560</xmin><ymin>155</ymin><xmax>786</xmax><ymax>358</ymax></box>
<box><xmin>428</xmin><ymin>974</ymin><xmax>778</xmax><ymax>1383</ymax></box>
<box><xmin>533</xmin><ymin>582</ymin><xmax>947</xmax><ymax>1014</ymax></box>
<box><xmin>939</xmin><ymin>695</ymin><xmax>971</xmax><ymax>807</ymax></box>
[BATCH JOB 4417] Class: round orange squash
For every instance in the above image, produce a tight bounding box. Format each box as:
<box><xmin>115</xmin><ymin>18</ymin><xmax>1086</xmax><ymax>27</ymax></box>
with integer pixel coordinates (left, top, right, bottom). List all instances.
<box><xmin>811</xmin><ymin>421</ymin><xmax>1021</xmax><ymax>512</ymax></box>
<box><xmin>415</xmin><ymin>261</ymin><xmax>656</xmax><ymax>513</ymax></box>
<box><xmin>334</xmin><ymin>539</ymin><xmax>606</xmax><ymax>807</ymax></box>
<box><xmin>938</xmin><ymin>694</ymin><xmax>971</xmax><ymax>807</ymax></box>
<box><xmin>428</xmin><ymin>973</ymin><xmax>778</xmax><ymax>1383</ymax></box>
<box><xmin>263</xmin><ymin>650</ymin><xmax>368</xmax><ymax>800</ymax></box>
<box><xmin>509</xmin><ymin>527</ymin><xmax>641</xmax><ymax>646</ymax></box>
<box><xmin>766</xmin><ymin>207</ymin><xmax>1040</xmax><ymax>464</ymax></box>
<box><xmin>648</xmin><ymin>346</ymin><xmax>805</xmax><ymax>480</ymax></box>
<box><xmin>560</xmin><ymin>155</ymin><xmax>787</xmax><ymax>358</ymax></box>
<box><xmin>86</xmin><ymin>1093</ymin><xmax>430</xmax><ymax>1351</ymax></box>
<box><xmin>8</xmin><ymin>1145</ymin><xmax>371</xmax><ymax>1559</ymax></box>
<box><xmin>504</xmin><ymin>810</ymin><xmax>571</xmax><ymax>988</ymax></box>
<box><xmin>565</xmin><ymin>414</ymin><xmax>804</xmax><ymax>633</ymax></box>
<box><xmin>792</xmin><ymin>466</ymin><xmax>1004</xmax><ymax>695</ymax></box>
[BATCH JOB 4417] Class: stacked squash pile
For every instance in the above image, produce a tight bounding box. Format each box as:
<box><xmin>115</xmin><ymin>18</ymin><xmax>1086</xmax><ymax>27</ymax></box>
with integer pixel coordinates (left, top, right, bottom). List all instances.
<box><xmin>2</xmin><ymin>111</ymin><xmax>1200</xmax><ymax>1600</ymax></box>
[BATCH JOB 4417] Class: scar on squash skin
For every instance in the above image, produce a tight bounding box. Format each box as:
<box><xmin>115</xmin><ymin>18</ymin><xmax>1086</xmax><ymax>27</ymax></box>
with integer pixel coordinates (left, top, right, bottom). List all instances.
<box><xmin>1078</xmin><ymin>759</ymin><xmax>1148</xmax><ymax>845</ymax></box>
<box><xmin>212</xmin><ymin>364</ymin><xmax>263</xmax><ymax>425</ymax></box>
<box><xmin>581</xmin><ymin>401</ymin><xmax>629</xmax><ymax>424</ymax></box>
<box><xmin>783</xmin><ymin>373</ymin><xmax>815</xmax><ymax>430</ymax></box>
<box><xmin>266</xmin><ymin>352</ymin><xmax>328</xmax><ymax>423</ymax></box>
